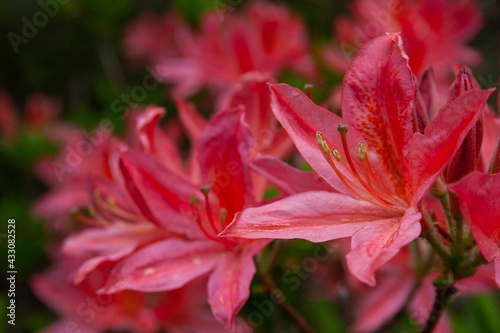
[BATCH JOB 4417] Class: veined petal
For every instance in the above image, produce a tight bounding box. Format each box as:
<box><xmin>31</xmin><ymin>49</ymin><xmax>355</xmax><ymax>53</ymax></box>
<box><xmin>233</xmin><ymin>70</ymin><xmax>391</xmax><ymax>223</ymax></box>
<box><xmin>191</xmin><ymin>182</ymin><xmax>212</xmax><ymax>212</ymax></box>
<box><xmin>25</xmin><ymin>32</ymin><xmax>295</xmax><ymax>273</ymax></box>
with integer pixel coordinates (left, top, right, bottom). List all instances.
<box><xmin>448</xmin><ymin>172</ymin><xmax>500</xmax><ymax>263</ymax></box>
<box><xmin>100</xmin><ymin>238</ymin><xmax>224</xmax><ymax>294</ymax></box>
<box><xmin>62</xmin><ymin>225</ymin><xmax>166</xmax><ymax>283</ymax></box>
<box><xmin>198</xmin><ymin>107</ymin><xmax>255</xmax><ymax>216</ymax></box>
<box><xmin>269</xmin><ymin>83</ymin><xmax>364</xmax><ymax>194</ymax></box>
<box><xmin>221</xmin><ymin>191</ymin><xmax>402</xmax><ymax>242</ymax></box>
<box><xmin>346</xmin><ymin>207</ymin><xmax>421</xmax><ymax>286</ymax></box>
<box><xmin>208</xmin><ymin>242</ymin><xmax>265</xmax><ymax>329</ymax></box>
<box><xmin>119</xmin><ymin>150</ymin><xmax>202</xmax><ymax>237</ymax></box>
<box><xmin>342</xmin><ymin>33</ymin><xmax>415</xmax><ymax>187</ymax></box>
<box><xmin>174</xmin><ymin>97</ymin><xmax>207</xmax><ymax>143</ymax></box>
<box><xmin>250</xmin><ymin>154</ymin><xmax>332</xmax><ymax>196</ymax></box>
<box><xmin>403</xmin><ymin>89</ymin><xmax>493</xmax><ymax>205</ymax></box>
<box><xmin>135</xmin><ymin>106</ymin><xmax>184</xmax><ymax>175</ymax></box>
<box><xmin>354</xmin><ymin>264</ymin><xmax>415</xmax><ymax>332</ymax></box>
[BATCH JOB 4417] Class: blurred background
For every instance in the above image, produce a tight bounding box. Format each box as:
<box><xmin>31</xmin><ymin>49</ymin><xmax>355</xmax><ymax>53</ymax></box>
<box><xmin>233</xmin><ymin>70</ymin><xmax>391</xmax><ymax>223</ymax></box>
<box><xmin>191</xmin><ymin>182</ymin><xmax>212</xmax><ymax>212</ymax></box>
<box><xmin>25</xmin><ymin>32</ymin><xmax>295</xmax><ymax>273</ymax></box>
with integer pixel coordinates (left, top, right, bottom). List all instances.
<box><xmin>0</xmin><ymin>0</ymin><xmax>499</xmax><ymax>332</ymax></box>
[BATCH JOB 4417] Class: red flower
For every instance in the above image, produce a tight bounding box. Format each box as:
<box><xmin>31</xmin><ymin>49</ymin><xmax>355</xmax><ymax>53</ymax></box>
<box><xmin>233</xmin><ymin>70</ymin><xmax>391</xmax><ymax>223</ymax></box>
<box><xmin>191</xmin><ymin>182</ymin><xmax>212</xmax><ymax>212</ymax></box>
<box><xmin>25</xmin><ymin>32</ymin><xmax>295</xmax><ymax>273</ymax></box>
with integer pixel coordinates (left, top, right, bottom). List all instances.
<box><xmin>64</xmin><ymin>106</ymin><xmax>268</xmax><ymax>329</ymax></box>
<box><xmin>222</xmin><ymin>33</ymin><xmax>492</xmax><ymax>285</ymax></box>
<box><xmin>139</xmin><ymin>1</ymin><xmax>315</xmax><ymax>97</ymax></box>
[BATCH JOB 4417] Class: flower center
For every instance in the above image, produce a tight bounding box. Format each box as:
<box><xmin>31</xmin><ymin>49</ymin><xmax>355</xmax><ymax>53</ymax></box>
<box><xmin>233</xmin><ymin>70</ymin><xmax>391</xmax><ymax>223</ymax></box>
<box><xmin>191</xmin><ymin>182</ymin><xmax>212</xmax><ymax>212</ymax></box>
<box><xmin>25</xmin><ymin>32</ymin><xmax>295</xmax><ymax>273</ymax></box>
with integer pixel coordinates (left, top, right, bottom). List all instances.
<box><xmin>191</xmin><ymin>186</ymin><xmax>237</xmax><ymax>249</ymax></box>
<box><xmin>316</xmin><ymin>124</ymin><xmax>405</xmax><ymax>210</ymax></box>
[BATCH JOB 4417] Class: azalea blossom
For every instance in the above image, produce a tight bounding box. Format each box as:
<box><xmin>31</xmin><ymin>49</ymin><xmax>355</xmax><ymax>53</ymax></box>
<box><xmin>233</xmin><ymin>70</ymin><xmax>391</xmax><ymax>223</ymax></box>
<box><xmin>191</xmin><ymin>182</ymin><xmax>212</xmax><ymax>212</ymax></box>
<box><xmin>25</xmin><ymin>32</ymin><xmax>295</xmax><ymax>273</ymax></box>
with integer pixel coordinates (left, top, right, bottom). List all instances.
<box><xmin>124</xmin><ymin>1</ymin><xmax>315</xmax><ymax>97</ymax></box>
<box><xmin>221</xmin><ymin>33</ymin><xmax>492</xmax><ymax>285</ymax></box>
<box><xmin>323</xmin><ymin>0</ymin><xmax>482</xmax><ymax>79</ymax></box>
<box><xmin>63</xmin><ymin>106</ymin><xmax>268</xmax><ymax>330</ymax></box>
<box><xmin>32</xmin><ymin>254</ymin><xmax>224</xmax><ymax>333</ymax></box>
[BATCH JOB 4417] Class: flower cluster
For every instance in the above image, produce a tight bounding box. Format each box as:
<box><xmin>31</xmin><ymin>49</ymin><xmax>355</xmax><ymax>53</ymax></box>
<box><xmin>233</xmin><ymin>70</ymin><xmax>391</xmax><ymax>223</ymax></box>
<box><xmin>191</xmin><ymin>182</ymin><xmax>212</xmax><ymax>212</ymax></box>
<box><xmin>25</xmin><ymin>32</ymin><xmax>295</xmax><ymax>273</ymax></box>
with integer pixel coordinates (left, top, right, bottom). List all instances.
<box><xmin>24</xmin><ymin>1</ymin><xmax>500</xmax><ymax>332</ymax></box>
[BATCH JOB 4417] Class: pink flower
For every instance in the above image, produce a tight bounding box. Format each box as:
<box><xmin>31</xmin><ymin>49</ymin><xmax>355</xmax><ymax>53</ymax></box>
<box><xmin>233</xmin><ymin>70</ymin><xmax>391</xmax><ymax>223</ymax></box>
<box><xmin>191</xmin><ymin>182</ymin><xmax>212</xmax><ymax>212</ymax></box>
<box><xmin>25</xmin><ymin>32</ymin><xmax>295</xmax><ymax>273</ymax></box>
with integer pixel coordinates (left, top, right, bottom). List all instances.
<box><xmin>322</xmin><ymin>0</ymin><xmax>482</xmax><ymax>97</ymax></box>
<box><xmin>449</xmin><ymin>172</ymin><xmax>500</xmax><ymax>287</ymax></box>
<box><xmin>64</xmin><ymin>106</ymin><xmax>268</xmax><ymax>329</ymax></box>
<box><xmin>148</xmin><ymin>1</ymin><xmax>315</xmax><ymax>97</ymax></box>
<box><xmin>0</xmin><ymin>91</ymin><xmax>60</xmax><ymax>141</ymax></box>
<box><xmin>32</xmin><ymin>254</ymin><xmax>224</xmax><ymax>333</ymax></box>
<box><xmin>221</xmin><ymin>33</ymin><xmax>492</xmax><ymax>285</ymax></box>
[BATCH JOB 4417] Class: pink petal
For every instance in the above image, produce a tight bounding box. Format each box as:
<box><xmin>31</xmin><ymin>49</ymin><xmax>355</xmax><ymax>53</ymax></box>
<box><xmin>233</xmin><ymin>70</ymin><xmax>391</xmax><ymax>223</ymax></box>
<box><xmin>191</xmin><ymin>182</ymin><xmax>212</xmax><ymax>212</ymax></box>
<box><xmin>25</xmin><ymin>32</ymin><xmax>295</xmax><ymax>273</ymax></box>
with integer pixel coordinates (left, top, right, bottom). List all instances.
<box><xmin>342</xmin><ymin>33</ymin><xmax>414</xmax><ymax>175</ymax></box>
<box><xmin>101</xmin><ymin>238</ymin><xmax>224</xmax><ymax>293</ymax></box>
<box><xmin>481</xmin><ymin>108</ymin><xmax>500</xmax><ymax>168</ymax></box>
<box><xmin>62</xmin><ymin>225</ymin><xmax>166</xmax><ymax>283</ymax></box>
<box><xmin>119</xmin><ymin>150</ymin><xmax>201</xmax><ymax>237</ymax></box>
<box><xmin>354</xmin><ymin>265</ymin><xmax>415</xmax><ymax>332</ymax></box>
<box><xmin>346</xmin><ymin>208</ymin><xmax>421</xmax><ymax>286</ymax></box>
<box><xmin>208</xmin><ymin>242</ymin><xmax>265</xmax><ymax>329</ymax></box>
<box><xmin>269</xmin><ymin>83</ymin><xmax>364</xmax><ymax>194</ymax></box>
<box><xmin>403</xmin><ymin>89</ymin><xmax>493</xmax><ymax>204</ymax></box>
<box><xmin>198</xmin><ymin>107</ymin><xmax>255</xmax><ymax>216</ymax></box>
<box><xmin>417</xmin><ymin>67</ymin><xmax>439</xmax><ymax>121</ymax></box>
<box><xmin>221</xmin><ymin>191</ymin><xmax>403</xmax><ymax>242</ymax></box>
<box><xmin>448</xmin><ymin>171</ymin><xmax>500</xmax><ymax>263</ymax></box>
<box><xmin>135</xmin><ymin>106</ymin><xmax>184</xmax><ymax>175</ymax></box>
<box><xmin>174</xmin><ymin>97</ymin><xmax>207</xmax><ymax>143</ymax></box>
<box><xmin>250</xmin><ymin>154</ymin><xmax>332</xmax><ymax>196</ymax></box>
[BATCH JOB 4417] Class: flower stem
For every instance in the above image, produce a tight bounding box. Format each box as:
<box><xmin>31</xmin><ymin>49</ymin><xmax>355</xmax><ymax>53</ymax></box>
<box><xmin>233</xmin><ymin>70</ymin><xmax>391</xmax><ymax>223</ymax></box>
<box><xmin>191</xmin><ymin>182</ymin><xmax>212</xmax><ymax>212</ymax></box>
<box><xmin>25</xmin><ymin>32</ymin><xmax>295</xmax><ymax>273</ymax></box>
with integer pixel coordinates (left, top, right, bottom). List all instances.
<box><xmin>420</xmin><ymin>285</ymin><xmax>457</xmax><ymax>333</ymax></box>
<box><xmin>424</xmin><ymin>231</ymin><xmax>450</xmax><ymax>263</ymax></box>
<box><xmin>256</xmin><ymin>257</ymin><xmax>316</xmax><ymax>333</ymax></box>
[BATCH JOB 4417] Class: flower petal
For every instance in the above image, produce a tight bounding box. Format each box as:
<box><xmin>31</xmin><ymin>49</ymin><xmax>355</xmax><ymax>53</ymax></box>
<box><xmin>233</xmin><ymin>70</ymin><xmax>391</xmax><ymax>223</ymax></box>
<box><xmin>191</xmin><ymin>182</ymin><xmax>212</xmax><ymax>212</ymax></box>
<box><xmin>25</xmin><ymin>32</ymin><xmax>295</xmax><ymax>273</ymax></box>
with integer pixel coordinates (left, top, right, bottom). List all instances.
<box><xmin>269</xmin><ymin>83</ymin><xmax>364</xmax><ymax>194</ymax></box>
<box><xmin>119</xmin><ymin>150</ymin><xmax>202</xmax><ymax>237</ymax></box>
<box><xmin>174</xmin><ymin>97</ymin><xmax>207</xmax><ymax>143</ymax></box>
<box><xmin>198</xmin><ymin>107</ymin><xmax>255</xmax><ymax>216</ymax></box>
<box><xmin>342</xmin><ymin>33</ymin><xmax>415</xmax><ymax>180</ymax></box>
<box><xmin>250</xmin><ymin>154</ymin><xmax>332</xmax><ymax>196</ymax></box>
<box><xmin>403</xmin><ymin>89</ymin><xmax>493</xmax><ymax>204</ymax></box>
<box><xmin>101</xmin><ymin>238</ymin><xmax>224</xmax><ymax>293</ymax></box>
<box><xmin>221</xmin><ymin>191</ymin><xmax>402</xmax><ymax>242</ymax></box>
<box><xmin>346</xmin><ymin>207</ymin><xmax>421</xmax><ymax>286</ymax></box>
<box><xmin>208</xmin><ymin>242</ymin><xmax>265</xmax><ymax>329</ymax></box>
<box><xmin>448</xmin><ymin>172</ymin><xmax>500</xmax><ymax>263</ymax></box>
<box><xmin>63</xmin><ymin>225</ymin><xmax>167</xmax><ymax>283</ymax></box>
<box><xmin>135</xmin><ymin>106</ymin><xmax>184</xmax><ymax>175</ymax></box>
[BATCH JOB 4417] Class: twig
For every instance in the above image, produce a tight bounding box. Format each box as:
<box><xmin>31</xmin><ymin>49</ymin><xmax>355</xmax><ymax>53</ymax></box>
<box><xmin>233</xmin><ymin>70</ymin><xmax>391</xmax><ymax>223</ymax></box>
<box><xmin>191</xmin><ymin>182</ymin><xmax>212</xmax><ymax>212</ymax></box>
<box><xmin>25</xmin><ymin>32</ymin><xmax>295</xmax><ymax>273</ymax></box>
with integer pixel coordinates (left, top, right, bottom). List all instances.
<box><xmin>256</xmin><ymin>256</ymin><xmax>317</xmax><ymax>333</ymax></box>
<box><xmin>420</xmin><ymin>285</ymin><xmax>457</xmax><ymax>333</ymax></box>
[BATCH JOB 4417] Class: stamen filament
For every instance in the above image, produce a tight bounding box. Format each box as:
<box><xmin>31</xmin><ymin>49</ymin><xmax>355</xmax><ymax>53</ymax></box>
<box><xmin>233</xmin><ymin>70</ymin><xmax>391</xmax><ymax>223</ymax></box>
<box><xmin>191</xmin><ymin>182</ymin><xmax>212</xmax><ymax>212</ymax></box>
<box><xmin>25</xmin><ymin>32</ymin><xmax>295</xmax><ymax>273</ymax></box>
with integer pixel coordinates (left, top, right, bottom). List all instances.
<box><xmin>201</xmin><ymin>187</ymin><xmax>221</xmax><ymax>235</ymax></box>
<box><xmin>337</xmin><ymin>124</ymin><xmax>361</xmax><ymax>179</ymax></box>
<box><xmin>321</xmin><ymin>148</ymin><xmax>388</xmax><ymax>209</ymax></box>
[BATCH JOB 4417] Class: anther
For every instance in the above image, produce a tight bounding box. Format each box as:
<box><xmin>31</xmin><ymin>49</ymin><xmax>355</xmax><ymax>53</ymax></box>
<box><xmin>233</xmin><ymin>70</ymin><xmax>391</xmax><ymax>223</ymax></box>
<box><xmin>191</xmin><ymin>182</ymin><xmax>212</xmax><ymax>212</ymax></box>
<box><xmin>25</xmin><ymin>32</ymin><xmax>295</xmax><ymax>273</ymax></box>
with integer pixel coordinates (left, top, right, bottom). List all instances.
<box><xmin>332</xmin><ymin>149</ymin><xmax>342</xmax><ymax>161</ymax></box>
<box><xmin>219</xmin><ymin>208</ymin><xmax>227</xmax><ymax>223</ymax></box>
<box><xmin>316</xmin><ymin>131</ymin><xmax>330</xmax><ymax>154</ymax></box>
<box><xmin>190</xmin><ymin>195</ymin><xmax>200</xmax><ymax>206</ymax></box>
<box><xmin>357</xmin><ymin>143</ymin><xmax>367</xmax><ymax>161</ymax></box>
<box><xmin>106</xmin><ymin>196</ymin><xmax>116</xmax><ymax>206</ymax></box>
